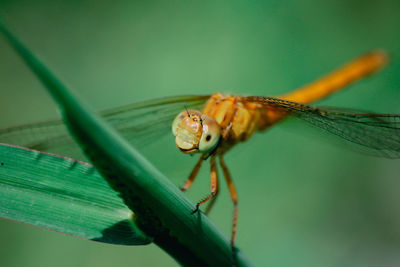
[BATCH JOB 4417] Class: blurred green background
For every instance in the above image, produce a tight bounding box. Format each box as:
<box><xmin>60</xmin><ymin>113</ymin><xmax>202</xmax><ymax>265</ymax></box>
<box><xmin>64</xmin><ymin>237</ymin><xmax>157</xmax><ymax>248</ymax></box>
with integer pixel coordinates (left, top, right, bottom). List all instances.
<box><xmin>1</xmin><ymin>0</ymin><xmax>400</xmax><ymax>266</ymax></box>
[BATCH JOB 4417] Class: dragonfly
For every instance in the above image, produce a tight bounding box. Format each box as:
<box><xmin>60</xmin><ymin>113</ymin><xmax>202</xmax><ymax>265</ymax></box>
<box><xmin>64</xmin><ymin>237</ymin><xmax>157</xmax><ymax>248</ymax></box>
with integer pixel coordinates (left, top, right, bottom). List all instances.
<box><xmin>1</xmin><ymin>50</ymin><xmax>400</xmax><ymax>251</ymax></box>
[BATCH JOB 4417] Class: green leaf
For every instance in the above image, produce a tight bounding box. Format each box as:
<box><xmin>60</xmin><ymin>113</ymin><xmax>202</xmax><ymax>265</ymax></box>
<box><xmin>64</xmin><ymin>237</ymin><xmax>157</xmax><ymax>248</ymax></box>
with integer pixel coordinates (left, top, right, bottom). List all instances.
<box><xmin>0</xmin><ymin>143</ymin><xmax>151</xmax><ymax>245</ymax></box>
<box><xmin>0</xmin><ymin>23</ymin><xmax>252</xmax><ymax>266</ymax></box>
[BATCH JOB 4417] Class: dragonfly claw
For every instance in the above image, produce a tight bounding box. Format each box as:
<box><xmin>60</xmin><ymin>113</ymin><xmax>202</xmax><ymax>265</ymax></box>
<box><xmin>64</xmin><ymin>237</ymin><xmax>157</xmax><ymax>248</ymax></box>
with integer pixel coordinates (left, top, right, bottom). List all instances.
<box><xmin>191</xmin><ymin>205</ymin><xmax>200</xmax><ymax>214</ymax></box>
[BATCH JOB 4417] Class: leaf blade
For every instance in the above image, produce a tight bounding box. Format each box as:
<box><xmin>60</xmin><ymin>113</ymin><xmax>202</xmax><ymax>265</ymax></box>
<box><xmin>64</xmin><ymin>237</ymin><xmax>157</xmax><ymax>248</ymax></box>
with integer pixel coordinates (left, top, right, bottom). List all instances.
<box><xmin>0</xmin><ymin>143</ymin><xmax>151</xmax><ymax>245</ymax></box>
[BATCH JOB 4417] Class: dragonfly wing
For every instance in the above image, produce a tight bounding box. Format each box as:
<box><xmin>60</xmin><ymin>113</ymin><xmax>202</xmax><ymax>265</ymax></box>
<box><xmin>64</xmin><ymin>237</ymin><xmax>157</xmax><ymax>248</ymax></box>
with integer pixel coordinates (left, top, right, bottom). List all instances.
<box><xmin>105</xmin><ymin>95</ymin><xmax>209</xmax><ymax>148</ymax></box>
<box><xmin>0</xmin><ymin>120</ymin><xmax>73</xmax><ymax>153</ymax></box>
<box><xmin>0</xmin><ymin>95</ymin><xmax>209</xmax><ymax>160</ymax></box>
<box><xmin>245</xmin><ymin>96</ymin><xmax>400</xmax><ymax>158</ymax></box>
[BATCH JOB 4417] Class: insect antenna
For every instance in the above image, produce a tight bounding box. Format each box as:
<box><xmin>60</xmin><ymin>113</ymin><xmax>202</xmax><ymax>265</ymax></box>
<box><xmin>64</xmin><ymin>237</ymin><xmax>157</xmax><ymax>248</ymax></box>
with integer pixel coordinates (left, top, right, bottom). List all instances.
<box><xmin>184</xmin><ymin>105</ymin><xmax>190</xmax><ymax>117</ymax></box>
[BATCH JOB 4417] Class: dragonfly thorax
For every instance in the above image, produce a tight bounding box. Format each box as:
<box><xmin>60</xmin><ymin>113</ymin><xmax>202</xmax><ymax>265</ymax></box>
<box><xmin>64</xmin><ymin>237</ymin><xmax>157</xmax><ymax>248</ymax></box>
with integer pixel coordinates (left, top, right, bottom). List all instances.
<box><xmin>172</xmin><ymin>110</ymin><xmax>221</xmax><ymax>154</ymax></box>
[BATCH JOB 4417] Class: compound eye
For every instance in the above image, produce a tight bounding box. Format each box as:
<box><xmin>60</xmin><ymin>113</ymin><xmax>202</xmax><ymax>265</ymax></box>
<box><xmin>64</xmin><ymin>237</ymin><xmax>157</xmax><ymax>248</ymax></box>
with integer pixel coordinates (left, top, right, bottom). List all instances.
<box><xmin>198</xmin><ymin>115</ymin><xmax>221</xmax><ymax>153</ymax></box>
<box><xmin>172</xmin><ymin>111</ymin><xmax>186</xmax><ymax>136</ymax></box>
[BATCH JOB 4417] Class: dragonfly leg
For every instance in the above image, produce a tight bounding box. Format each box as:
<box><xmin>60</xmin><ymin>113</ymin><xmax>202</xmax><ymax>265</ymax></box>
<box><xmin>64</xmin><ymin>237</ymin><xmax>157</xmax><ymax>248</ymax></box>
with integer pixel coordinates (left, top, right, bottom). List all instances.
<box><xmin>219</xmin><ymin>155</ymin><xmax>238</xmax><ymax>248</ymax></box>
<box><xmin>180</xmin><ymin>156</ymin><xmax>204</xmax><ymax>192</ymax></box>
<box><xmin>204</xmin><ymin>174</ymin><xmax>220</xmax><ymax>215</ymax></box>
<box><xmin>191</xmin><ymin>155</ymin><xmax>218</xmax><ymax>214</ymax></box>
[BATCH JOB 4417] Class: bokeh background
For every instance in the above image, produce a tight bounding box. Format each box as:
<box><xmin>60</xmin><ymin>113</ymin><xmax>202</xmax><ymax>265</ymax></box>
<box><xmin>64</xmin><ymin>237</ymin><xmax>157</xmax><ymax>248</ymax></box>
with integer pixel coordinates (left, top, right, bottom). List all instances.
<box><xmin>1</xmin><ymin>1</ymin><xmax>400</xmax><ymax>266</ymax></box>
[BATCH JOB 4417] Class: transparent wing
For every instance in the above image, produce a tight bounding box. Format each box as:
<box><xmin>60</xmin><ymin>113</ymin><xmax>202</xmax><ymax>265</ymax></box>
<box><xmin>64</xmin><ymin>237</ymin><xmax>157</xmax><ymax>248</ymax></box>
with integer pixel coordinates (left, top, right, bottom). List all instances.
<box><xmin>0</xmin><ymin>95</ymin><xmax>209</xmax><ymax>160</ymax></box>
<box><xmin>244</xmin><ymin>96</ymin><xmax>400</xmax><ymax>158</ymax></box>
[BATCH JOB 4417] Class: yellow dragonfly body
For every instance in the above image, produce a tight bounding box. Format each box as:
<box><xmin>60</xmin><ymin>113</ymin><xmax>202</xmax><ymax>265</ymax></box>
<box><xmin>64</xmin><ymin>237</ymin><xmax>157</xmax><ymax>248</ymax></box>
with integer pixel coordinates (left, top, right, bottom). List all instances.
<box><xmin>171</xmin><ymin>51</ymin><xmax>395</xmax><ymax>248</ymax></box>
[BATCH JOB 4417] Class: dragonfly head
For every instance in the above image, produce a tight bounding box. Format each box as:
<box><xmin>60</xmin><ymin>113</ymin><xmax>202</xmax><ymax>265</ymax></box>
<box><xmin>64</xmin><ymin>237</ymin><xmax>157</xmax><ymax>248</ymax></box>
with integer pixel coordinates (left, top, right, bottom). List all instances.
<box><xmin>172</xmin><ymin>110</ymin><xmax>221</xmax><ymax>154</ymax></box>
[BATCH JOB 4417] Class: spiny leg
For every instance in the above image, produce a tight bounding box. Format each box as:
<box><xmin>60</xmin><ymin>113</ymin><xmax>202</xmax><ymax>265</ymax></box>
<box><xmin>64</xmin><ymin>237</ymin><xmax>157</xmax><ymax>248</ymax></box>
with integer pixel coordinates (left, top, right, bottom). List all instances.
<box><xmin>204</xmin><ymin>175</ymin><xmax>220</xmax><ymax>215</ymax></box>
<box><xmin>219</xmin><ymin>155</ymin><xmax>238</xmax><ymax>248</ymax></box>
<box><xmin>180</xmin><ymin>155</ymin><xmax>204</xmax><ymax>192</ymax></box>
<box><xmin>192</xmin><ymin>155</ymin><xmax>218</xmax><ymax>214</ymax></box>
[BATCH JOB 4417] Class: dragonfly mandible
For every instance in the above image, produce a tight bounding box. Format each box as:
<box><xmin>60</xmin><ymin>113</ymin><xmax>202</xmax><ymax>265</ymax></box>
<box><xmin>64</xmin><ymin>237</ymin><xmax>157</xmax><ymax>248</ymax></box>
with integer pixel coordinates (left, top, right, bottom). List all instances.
<box><xmin>1</xmin><ymin>51</ymin><xmax>400</xmax><ymax>251</ymax></box>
